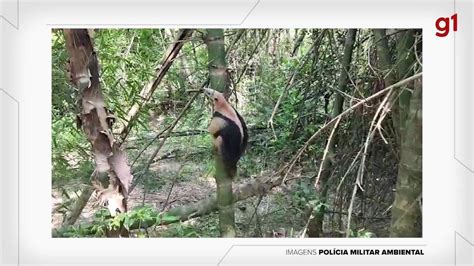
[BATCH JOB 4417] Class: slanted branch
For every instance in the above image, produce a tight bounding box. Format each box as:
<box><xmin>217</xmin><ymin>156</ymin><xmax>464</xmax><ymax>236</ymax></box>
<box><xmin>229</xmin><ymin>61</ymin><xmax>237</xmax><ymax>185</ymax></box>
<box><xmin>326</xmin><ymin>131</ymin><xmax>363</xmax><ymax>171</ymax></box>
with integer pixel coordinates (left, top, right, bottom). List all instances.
<box><xmin>53</xmin><ymin>176</ymin><xmax>279</xmax><ymax>237</ymax></box>
<box><xmin>118</xmin><ymin>29</ymin><xmax>194</xmax><ymax>142</ymax></box>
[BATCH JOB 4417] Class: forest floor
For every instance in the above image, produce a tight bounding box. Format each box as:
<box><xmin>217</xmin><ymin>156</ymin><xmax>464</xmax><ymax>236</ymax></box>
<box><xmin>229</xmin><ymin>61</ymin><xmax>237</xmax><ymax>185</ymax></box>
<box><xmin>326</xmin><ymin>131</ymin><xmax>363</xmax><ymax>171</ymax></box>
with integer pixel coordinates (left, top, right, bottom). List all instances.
<box><xmin>51</xmin><ymin>156</ymin><xmax>303</xmax><ymax>237</ymax></box>
<box><xmin>51</xmin><ymin>135</ymin><xmax>307</xmax><ymax>237</ymax></box>
<box><xmin>51</xmin><ymin>157</ymin><xmax>217</xmax><ymax>230</ymax></box>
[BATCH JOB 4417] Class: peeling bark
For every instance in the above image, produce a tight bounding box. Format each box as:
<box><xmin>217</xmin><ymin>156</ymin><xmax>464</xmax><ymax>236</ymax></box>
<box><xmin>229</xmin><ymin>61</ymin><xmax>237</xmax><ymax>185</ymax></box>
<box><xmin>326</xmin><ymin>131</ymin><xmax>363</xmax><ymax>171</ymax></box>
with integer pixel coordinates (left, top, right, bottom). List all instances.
<box><xmin>64</xmin><ymin>29</ymin><xmax>134</xmax><ymax>237</ymax></box>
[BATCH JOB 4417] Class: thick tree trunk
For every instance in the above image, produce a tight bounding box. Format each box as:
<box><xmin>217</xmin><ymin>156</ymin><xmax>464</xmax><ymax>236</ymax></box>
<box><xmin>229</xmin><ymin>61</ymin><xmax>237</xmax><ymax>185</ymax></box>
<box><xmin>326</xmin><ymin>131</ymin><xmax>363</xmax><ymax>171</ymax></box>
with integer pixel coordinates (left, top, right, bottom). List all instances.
<box><xmin>205</xmin><ymin>29</ymin><xmax>236</xmax><ymax>237</ymax></box>
<box><xmin>64</xmin><ymin>29</ymin><xmax>134</xmax><ymax>237</ymax></box>
<box><xmin>307</xmin><ymin>29</ymin><xmax>357</xmax><ymax>237</ymax></box>
<box><xmin>389</xmin><ymin>78</ymin><xmax>422</xmax><ymax>237</ymax></box>
<box><xmin>206</xmin><ymin>29</ymin><xmax>230</xmax><ymax>96</ymax></box>
<box><xmin>61</xmin><ymin>29</ymin><xmax>193</xmax><ymax>226</ymax></box>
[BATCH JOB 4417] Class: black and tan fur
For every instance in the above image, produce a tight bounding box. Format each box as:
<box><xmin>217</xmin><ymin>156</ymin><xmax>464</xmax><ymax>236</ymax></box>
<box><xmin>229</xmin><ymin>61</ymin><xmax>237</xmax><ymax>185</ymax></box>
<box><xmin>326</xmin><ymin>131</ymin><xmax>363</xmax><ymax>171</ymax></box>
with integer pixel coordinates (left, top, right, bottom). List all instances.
<box><xmin>203</xmin><ymin>87</ymin><xmax>248</xmax><ymax>178</ymax></box>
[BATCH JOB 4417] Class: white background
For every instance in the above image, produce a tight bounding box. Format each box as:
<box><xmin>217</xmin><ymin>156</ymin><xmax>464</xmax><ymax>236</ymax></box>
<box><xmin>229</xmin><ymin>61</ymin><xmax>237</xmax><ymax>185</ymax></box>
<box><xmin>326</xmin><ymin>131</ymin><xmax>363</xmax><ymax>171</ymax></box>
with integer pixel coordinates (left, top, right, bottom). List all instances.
<box><xmin>1</xmin><ymin>0</ymin><xmax>473</xmax><ymax>265</ymax></box>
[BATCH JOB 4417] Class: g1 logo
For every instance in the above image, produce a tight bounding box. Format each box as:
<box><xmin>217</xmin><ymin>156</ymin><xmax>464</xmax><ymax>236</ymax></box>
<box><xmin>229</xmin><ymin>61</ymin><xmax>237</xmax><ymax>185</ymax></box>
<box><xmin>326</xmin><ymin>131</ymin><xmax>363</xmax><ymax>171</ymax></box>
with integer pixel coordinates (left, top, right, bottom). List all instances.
<box><xmin>435</xmin><ymin>13</ymin><xmax>458</xmax><ymax>37</ymax></box>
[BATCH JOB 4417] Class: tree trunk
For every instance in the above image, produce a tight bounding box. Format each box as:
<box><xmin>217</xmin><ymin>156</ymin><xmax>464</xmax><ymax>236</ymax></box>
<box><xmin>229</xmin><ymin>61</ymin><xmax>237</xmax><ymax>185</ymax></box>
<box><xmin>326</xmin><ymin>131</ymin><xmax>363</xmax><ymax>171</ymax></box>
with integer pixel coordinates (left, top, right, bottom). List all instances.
<box><xmin>373</xmin><ymin>29</ymin><xmax>396</xmax><ymax>86</ymax></box>
<box><xmin>63</xmin><ymin>187</ymin><xmax>93</xmax><ymax>226</ymax></box>
<box><xmin>60</xmin><ymin>29</ymin><xmax>194</xmax><ymax>226</ymax></box>
<box><xmin>396</xmin><ymin>30</ymin><xmax>416</xmax><ymax>143</ymax></box>
<box><xmin>205</xmin><ymin>29</ymin><xmax>236</xmax><ymax>237</ymax></box>
<box><xmin>389</xmin><ymin>77</ymin><xmax>422</xmax><ymax>237</ymax></box>
<box><xmin>307</xmin><ymin>29</ymin><xmax>357</xmax><ymax>237</ymax></box>
<box><xmin>373</xmin><ymin>29</ymin><xmax>400</xmax><ymax>144</ymax></box>
<box><xmin>291</xmin><ymin>29</ymin><xmax>307</xmax><ymax>56</ymax></box>
<box><xmin>64</xmin><ymin>29</ymin><xmax>134</xmax><ymax>237</ymax></box>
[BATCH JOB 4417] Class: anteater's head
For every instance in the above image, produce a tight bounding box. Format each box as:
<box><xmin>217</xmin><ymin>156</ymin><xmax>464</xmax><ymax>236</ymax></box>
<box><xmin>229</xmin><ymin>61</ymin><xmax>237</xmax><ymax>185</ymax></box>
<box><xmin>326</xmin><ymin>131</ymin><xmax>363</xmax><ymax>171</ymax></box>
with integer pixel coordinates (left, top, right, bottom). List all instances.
<box><xmin>202</xmin><ymin>87</ymin><xmax>228</xmax><ymax>111</ymax></box>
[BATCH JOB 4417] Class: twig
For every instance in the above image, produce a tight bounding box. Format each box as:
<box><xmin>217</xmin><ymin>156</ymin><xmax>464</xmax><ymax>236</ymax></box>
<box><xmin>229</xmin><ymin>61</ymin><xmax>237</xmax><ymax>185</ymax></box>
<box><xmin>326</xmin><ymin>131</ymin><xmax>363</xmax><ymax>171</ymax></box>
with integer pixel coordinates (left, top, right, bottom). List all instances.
<box><xmin>161</xmin><ymin>135</ymin><xmax>197</xmax><ymax>212</ymax></box>
<box><xmin>130</xmin><ymin>124</ymin><xmax>173</xmax><ymax>168</ymax></box>
<box><xmin>345</xmin><ymin>181</ymin><xmax>359</xmax><ymax>237</ymax></box>
<box><xmin>119</xmin><ymin>29</ymin><xmax>194</xmax><ymax>143</ymax></box>
<box><xmin>358</xmin><ymin>85</ymin><xmax>407</xmax><ymax>189</ymax></box>
<box><xmin>300</xmin><ymin>213</ymin><xmax>314</xmax><ymax>238</ymax></box>
<box><xmin>267</xmin><ymin>72</ymin><xmax>297</xmax><ymax>139</ymax></box>
<box><xmin>225</xmin><ymin>29</ymin><xmax>245</xmax><ymax>58</ymax></box>
<box><xmin>336</xmin><ymin>148</ymin><xmax>363</xmax><ymax>192</ymax></box>
<box><xmin>414</xmin><ymin>33</ymin><xmax>423</xmax><ymax>68</ymax></box>
<box><xmin>314</xmin><ymin>116</ymin><xmax>342</xmax><ymax>188</ymax></box>
<box><xmin>267</xmin><ymin>32</ymin><xmax>326</xmax><ymax>139</ymax></box>
<box><xmin>244</xmin><ymin>195</ymin><xmax>265</xmax><ymax>236</ymax></box>
<box><xmin>367</xmin><ymin>42</ymin><xmax>378</xmax><ymax>75</ymax></box>
<box><xmin>234</xmin><ymin>30</ymin><xmax>268</xmax><ymax>87</ymax></box>
<box><xmin>356</xmin><ymin>89</ymin><xmax>393</xmax><ymax>191</ymax></box>
<box><xmin>325</xmin><ymin>209</ymin><xmax>391</xmax><ymax>220</ymax></box>
<box><xmin>129</xmin><ymin>91</ymin><xmax>201</xmax><ymax>193</ymax></box>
